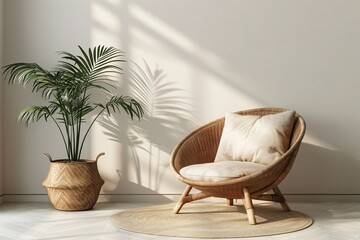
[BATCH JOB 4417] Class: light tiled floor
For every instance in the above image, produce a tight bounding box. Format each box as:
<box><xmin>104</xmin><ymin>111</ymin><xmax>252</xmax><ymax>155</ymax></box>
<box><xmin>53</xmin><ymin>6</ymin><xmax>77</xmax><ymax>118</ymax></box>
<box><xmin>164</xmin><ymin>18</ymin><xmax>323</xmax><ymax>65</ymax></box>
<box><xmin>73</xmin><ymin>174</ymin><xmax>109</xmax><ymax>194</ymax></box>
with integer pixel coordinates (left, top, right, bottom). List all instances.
<box><xmin>0</xmin><ymin>202</ymin><xmax>359</xmax><ymax>240</ymax></box>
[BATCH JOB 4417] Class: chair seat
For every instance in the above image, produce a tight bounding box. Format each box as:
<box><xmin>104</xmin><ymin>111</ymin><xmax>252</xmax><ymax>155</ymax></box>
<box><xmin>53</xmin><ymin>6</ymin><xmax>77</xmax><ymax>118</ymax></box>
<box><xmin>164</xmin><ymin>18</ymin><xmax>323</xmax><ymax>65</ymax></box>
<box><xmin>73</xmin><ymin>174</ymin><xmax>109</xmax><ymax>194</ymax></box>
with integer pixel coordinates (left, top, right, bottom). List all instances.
<box><xmin>180</xmin><ymin>161</ymin><xmax>267</xmax><ymax>182</ymax></box>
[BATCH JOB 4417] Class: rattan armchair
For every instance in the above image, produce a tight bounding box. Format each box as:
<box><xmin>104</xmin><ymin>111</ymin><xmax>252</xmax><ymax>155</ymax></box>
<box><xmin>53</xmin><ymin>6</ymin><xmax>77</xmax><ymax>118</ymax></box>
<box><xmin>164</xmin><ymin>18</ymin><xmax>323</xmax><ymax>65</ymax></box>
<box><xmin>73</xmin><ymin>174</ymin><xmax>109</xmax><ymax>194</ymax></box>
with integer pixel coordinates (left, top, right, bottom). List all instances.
<box><xmin>171</xmin><ymin>108</ymin><xmax>306</xmax><ymax>225</ymax></box>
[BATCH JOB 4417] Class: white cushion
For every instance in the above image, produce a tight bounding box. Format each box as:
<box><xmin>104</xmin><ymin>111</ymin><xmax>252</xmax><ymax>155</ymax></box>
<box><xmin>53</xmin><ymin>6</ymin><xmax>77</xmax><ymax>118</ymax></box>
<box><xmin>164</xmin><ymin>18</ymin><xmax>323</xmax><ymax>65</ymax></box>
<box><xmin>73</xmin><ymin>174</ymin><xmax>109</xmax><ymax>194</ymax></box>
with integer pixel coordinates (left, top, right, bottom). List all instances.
<box><xmin>180</xmin><ymin>161</ymin><xmax>266</xmax><ymax>182</ymax></box>
<box><xmin>214</xmin><ymin>110</ymin><xmax>295</xmax><ymax>165</ymax></box>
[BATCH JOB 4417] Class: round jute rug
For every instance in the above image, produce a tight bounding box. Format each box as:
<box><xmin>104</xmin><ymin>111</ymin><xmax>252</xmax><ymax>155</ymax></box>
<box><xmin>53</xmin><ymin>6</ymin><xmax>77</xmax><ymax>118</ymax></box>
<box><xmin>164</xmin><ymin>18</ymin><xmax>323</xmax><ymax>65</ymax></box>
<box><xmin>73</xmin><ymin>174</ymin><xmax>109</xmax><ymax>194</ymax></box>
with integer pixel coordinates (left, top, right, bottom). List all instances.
<box><xmin>110</xmin><ymin>203</ymin><xmax>313</xmax><ymax>238</ymax></box>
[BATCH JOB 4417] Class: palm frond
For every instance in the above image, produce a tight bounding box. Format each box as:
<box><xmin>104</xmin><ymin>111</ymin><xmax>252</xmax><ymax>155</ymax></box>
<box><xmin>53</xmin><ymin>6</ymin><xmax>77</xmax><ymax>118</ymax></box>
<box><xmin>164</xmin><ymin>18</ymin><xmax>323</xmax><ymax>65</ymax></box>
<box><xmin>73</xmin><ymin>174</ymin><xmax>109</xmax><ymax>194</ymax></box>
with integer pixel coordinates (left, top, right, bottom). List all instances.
<box><xmin>56</xmin><ymin>46</ymin><xmax>125</xmax><ymax>87</ymax></box>
<box><xmin>96</xmin><ymin>96</ymin><xmax>144</xmax><ymax>120</ymax></box>
<box><xmin>17</xmin><ymin>106</ymin><xmax>53</xmax><ymax>127</ymax></box>
<box><xmin>3</xmin><ymin>62</ymin><xmax>55</xmax><ymax>88</ymax></box>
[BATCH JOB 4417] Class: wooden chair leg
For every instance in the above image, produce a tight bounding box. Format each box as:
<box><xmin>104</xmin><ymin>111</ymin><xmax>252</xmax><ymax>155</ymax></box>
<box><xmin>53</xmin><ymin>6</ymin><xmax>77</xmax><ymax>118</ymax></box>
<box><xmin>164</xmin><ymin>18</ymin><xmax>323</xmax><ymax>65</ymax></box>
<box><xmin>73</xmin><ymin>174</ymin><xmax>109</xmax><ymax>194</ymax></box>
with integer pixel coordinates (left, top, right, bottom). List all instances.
<box><xmin>243</xmin><ymin>187</ymin><xmax>256</xmax><ymax>225</ymax></box>
<box><xmin>173</xmin><ymin>185</ymin><xmax>212</xmax><ymax>214</ymax></box>
<box><xmin>227</xmin><ymin>199</ymin><xmax>234</xmax><ymax>206</ymax></box>
<box><xmin>173</xmin><ymin>185</ymin><xmax>192</xmax><ymax>214</ymax></box>
<box><xmin>273</xmin><ymin>186</ymin><xmax>290</xmax><ymax>211</ymax></box>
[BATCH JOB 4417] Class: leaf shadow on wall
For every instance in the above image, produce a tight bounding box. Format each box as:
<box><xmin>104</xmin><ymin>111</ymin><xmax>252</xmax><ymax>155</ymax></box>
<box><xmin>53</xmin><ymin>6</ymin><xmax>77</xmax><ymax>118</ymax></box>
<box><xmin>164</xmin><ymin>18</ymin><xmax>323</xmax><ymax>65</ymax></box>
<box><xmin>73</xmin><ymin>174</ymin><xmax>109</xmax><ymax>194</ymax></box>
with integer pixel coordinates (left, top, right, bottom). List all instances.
<box><xmin>99</xmin><ymin>61</ymin><xmax>198</xmax><ymax>196</ymax></box>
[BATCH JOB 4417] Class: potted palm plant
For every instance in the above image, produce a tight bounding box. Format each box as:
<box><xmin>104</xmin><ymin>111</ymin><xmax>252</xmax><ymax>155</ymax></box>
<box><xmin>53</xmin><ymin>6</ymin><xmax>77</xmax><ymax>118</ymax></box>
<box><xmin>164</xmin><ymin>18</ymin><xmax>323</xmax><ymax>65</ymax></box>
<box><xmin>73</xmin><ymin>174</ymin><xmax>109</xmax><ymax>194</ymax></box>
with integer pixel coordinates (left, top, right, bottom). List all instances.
<box><xmin>3</xmin><ymin>45</ymin><xmax>144</xmax><ymax>211</ymax></box>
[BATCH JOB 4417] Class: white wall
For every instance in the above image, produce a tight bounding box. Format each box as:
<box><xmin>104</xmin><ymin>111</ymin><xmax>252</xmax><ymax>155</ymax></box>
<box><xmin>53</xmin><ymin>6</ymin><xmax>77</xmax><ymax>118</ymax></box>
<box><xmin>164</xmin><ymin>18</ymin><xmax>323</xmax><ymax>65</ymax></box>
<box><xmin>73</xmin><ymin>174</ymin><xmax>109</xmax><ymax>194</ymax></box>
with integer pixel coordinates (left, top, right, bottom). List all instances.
<box><xmin>2</xmin><ymin>0</ymin><xmax>360</xmax><ymax>202</ymax></box>
<box><xmin>0</xmin><ymin>0</ymin><xmax>3</xmax><ymax>199</ymax></box>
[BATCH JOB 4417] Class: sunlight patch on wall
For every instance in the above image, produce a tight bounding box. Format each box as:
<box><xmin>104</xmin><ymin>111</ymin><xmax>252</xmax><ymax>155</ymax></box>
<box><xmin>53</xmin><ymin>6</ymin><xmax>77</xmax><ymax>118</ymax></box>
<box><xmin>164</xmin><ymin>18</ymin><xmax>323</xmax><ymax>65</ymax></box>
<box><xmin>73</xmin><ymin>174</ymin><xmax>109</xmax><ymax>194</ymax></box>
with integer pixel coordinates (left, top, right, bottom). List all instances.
<box><xmin>303</xmin><ymin>133</ymin><xmax>338</xmax><ymax>152</ymax></box>
<box><xmin>130</xmin><ymin>5</ymin><xmax>193</xmax><ymax>53</ymax></box>
<box><xmin>129</xmin><ymin>4</ymin><xmax>224</xmax><ymax>72</ymax></box>
<box><xmin>90</xmin><ymin>0</ymin><xmax>122</xmax><ymax>45</ymax></box>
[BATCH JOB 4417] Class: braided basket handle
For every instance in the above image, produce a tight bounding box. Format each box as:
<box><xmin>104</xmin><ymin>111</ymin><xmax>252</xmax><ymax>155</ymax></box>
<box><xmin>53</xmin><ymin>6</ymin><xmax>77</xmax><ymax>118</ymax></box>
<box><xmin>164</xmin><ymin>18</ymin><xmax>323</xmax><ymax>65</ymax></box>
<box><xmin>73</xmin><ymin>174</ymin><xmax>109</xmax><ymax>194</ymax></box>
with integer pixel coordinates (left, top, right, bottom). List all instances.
<box><xmin>95</xmin><ymin>152</ymin><xmax>105</xmax><ymax>162</ymax></box>
<box><xmin>43</xmin><ymin>153</ymin><xmax>54</xmax><ymax>162</ymax></box>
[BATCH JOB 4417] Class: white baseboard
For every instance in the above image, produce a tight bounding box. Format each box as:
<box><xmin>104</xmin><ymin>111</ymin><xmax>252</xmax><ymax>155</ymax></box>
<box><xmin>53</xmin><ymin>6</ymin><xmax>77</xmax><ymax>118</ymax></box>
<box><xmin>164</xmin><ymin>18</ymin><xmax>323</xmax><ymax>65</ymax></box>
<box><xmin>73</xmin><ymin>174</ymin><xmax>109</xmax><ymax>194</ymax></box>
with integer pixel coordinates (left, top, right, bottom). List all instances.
<box><xmin>2</xmin><ymin>194</ymin><xmax>49</xmax><ymax>203</ymax></box>
<box><xmin>0</xmin><ymin>194</ymin><xmax>179</xmax><ymax>203</ymax></box>
<box><xmin>1</xmin><ymin>194</ymin><xmax>360</xmax><ymax>203</ymax></box>
<box><xmin>284</xmin><ymin>194</ymin><xmax>360</xmax><ymax>202</ymax></box>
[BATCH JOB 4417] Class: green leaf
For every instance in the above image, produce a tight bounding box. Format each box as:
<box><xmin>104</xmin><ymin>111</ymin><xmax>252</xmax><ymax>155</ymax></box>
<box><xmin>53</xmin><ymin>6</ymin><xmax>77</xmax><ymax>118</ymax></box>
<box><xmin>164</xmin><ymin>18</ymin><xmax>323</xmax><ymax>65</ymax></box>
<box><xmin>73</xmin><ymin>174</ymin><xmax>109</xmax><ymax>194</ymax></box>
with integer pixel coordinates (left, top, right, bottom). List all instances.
<box><xmin>17</xmin><ymin>106</ymin><xmax>53</xmax><ymax>127</ymax></box>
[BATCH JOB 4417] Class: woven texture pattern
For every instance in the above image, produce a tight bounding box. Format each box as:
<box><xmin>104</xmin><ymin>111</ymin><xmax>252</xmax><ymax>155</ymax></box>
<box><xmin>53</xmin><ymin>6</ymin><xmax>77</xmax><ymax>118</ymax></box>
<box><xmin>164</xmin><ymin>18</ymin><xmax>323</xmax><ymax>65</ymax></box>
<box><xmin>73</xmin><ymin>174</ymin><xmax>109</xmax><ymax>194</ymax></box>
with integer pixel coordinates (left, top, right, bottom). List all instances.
<box><xmin>111</xmin><ymin>203</ymin><xmax>313</xmax><ymax>238</ymax></box>
<box><xmin>171</xmin><ymin>107</ymin><xmax>306</xmax><ymax>197</ymax></box>
<box><xmin>42</xmin><ymin>160</ymin><xmax>104</xmax><ymax>211</ymax></box>
<box><xmin>171</xmin><ymin>108</ymin><xmax>306</xmax><ymax>224</ymax></box>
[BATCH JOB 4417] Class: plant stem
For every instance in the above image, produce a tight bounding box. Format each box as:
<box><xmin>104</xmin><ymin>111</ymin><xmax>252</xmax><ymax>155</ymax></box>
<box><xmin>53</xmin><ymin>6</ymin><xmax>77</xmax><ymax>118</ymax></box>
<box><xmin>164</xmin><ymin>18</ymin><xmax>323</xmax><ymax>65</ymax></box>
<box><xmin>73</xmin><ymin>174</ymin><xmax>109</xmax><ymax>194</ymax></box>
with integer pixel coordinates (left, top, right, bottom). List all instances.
<box><xmin>76</xmin><ymin>90</ymin><xmax>87</xmax><ymax>160</ymax></box>
<box><xmin>49</xmin><ymin>114</ymin><xmax>69</xmax><ymax>158</ymax></box>
<box><xmin>75</xmin><ymin>121</ymin><xmax>80</xmax><ymax>161</ymax></box>
<box><xmin>69</xmin><ymin>100</ymin><xmax>77</xmax><ymax>161</ymax></box>
<box><xmin>62</xmin><ymin>112</ymin><xmax>72</xmax><ymax>162</ymax></box>
<box><xmin>78</xmin><ymin>107</ymin><xmax>104</xmax><ymax>159</ymax></box>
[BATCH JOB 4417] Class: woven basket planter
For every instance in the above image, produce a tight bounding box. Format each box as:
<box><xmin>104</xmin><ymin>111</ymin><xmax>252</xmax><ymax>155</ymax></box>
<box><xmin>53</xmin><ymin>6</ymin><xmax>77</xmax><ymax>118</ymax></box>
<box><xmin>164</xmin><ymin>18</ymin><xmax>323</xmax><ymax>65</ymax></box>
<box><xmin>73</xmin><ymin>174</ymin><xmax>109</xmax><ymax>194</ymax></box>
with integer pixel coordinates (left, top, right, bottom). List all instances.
<box><xmin>42</xmin><ymin>153</ymin><xmax>105</xmax><ymax>211</ymax></box>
